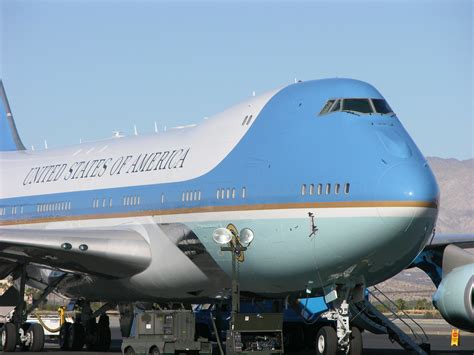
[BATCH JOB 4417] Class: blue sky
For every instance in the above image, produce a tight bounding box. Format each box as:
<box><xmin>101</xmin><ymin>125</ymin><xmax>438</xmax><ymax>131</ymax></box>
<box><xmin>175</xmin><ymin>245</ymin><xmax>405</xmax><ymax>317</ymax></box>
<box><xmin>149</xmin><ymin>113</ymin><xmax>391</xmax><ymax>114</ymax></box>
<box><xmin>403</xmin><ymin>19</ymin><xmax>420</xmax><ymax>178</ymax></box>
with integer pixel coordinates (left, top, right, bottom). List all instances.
<box><xmin>1</xmin><ymin>0</ymin><xmax>472</xmax><ymax>159</ymax></box>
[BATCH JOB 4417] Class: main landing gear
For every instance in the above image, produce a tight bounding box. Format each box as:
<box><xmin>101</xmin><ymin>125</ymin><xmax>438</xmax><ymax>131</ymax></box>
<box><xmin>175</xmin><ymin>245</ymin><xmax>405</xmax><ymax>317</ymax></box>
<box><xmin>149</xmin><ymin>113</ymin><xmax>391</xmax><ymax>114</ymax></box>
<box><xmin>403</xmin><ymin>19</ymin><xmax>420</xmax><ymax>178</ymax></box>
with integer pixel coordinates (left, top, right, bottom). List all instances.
<box><xmin>59</xmin><ymin>300</ymin><xmax>114</xmax><ymax>351</ymax></box>
<box><xmin>0</xmin><ymin>265</ymin><xmax>62</xmax><ymax>352</ymax></box>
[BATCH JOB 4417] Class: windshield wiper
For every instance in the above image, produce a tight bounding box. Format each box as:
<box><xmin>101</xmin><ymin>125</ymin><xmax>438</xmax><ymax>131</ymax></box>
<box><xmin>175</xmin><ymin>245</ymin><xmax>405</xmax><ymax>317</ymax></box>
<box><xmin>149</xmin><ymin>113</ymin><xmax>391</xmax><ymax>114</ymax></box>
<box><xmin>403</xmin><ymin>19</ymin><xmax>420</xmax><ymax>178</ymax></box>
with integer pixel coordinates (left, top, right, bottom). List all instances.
<box><xmin>341</xmin><ymin>110</ymin><xmax>361</xmax><ymax>116</ymax></box>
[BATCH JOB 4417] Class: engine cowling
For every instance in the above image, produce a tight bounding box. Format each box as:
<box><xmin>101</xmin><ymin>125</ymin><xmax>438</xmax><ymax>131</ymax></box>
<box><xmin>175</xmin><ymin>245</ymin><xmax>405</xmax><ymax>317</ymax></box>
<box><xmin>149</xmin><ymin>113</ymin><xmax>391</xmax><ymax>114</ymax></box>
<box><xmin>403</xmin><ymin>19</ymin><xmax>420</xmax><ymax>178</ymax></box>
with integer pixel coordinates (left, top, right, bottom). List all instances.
<box><xmin>432</xmin><ymin>264</ymin><xmax>474</xmax><ymax>332</ymax></box>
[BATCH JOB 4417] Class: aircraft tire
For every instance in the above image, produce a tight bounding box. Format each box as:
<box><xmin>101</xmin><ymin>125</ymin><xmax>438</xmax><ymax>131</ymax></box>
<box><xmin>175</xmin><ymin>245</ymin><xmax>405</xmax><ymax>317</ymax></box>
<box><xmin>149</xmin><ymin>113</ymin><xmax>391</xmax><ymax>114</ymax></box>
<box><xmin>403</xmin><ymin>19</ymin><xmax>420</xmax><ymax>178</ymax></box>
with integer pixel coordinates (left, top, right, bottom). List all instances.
<box><xmin>59</xmin><ymin>322</ymin><xmax>71</xmax><ymax>350</ymax></box>
<box><xmin>124</xmin><ymin>346</ymin><xmax>135</xmax><ymax>355</ymax></box>
<box><xmin>68</xmin><ymin>323</ymin><xmax>85</xmax><ymax>351</ymax></box>
<box><xmin>315</xmin><ymin>326</ymin><xmax>337</xmax><ymax>355</ymax></box>
<box><xmin>1</xmin><ymin>322</ymin><xmax>17</xmax><ymax>352</ymax></box>
<box><xmin>149</xmin><ymin>346</ymin><xmax>160</xmax><ymax>355</ymax></box>
<box><xmin>96</xmin><ymin>315</ymin><xmax>111</xmax><ymax>351</ymax></box>
<box><xmin>349</xmin><ymin>327</ymin><xmax>362</xmax><ymax>355</ymax></box>
<box><xmin>28</xmin><ymin>323</ymin><xmax>45</xmax><ymax>352</ymax></box>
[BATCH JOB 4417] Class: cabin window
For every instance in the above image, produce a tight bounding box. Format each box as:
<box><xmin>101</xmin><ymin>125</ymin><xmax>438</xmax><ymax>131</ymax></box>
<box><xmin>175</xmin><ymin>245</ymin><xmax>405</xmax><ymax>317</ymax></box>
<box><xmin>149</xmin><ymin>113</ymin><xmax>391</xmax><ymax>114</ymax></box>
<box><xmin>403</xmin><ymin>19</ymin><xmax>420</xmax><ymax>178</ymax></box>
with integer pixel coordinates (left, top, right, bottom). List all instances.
<box><xmin>232</xmin><ymin>188</ymin><xmax>236</xmax><ymax>199</ymax></box>
<box><xmin>220</xmin><ymin>188</ymin><xmax>225</xmax><ymax>200</ymax></box>
<box><xmin>301</xmin><ymin>184</ymin><xmax>306</xmax><ymax>196</ymax></box>
<box><xmin>242</xmin><ymin>187</ymin><xmax>247</xmax><ymax>199</ymax></box>
<box><xmin>335</xmin><ymin>183</ymin><xmax>340</xmax><ymax>194</ymax></box>
<box><xmin>226</xmin><ymin>189</ymin><xmax>230</xmax><ymax>200</ymax></box>
<box><xmin>317</xmin><ymin>184</ymin><xmax>322</xmax><ymax>195</ymax></box>
<box><xmin>216</xmin><ymin>190</ymin><xmax>220</xmax><ymax>199</ymax></box>
<box><xmin>242</xmin><ymin>115</ymin><xmax>248</xmax><ymax>126</ymax></box>
<box><xmin>247</xmin><ymin>115</ymin><xmax>253</xmax><ymax>125</ymax></box>
<box><xmin>198</xmin><ymin>191</ymin><xmax>201</xmax><ymax>201</ymax></box>
<box><xmin>309</xmin><ymin>184</ymin><xmax>314</xmax><ymax>195</ymax></box>
<box><xmin>326</xmin><ymin>183</ymin><xmax>331</xmax><ymax>194</ymax></box>
<box><xmin>344</xmin><ymin>183</ymin><xmax>350</xmax><ymax>194</ymax></box>
<box><xmin>161</xmin><ymin>193</ymin><xmax>165</xmax><ymax>204</ymax></box>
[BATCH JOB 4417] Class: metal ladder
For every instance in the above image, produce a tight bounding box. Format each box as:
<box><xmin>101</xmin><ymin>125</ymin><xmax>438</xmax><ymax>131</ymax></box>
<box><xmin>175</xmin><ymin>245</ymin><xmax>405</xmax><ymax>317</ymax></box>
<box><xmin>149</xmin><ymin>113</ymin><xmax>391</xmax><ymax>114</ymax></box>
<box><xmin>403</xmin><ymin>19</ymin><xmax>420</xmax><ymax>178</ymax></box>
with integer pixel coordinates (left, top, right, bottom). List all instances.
<box><xmin>351</xmin><ymin>286</ymin><xmax>430</xmax><ymax>354</ymax></box>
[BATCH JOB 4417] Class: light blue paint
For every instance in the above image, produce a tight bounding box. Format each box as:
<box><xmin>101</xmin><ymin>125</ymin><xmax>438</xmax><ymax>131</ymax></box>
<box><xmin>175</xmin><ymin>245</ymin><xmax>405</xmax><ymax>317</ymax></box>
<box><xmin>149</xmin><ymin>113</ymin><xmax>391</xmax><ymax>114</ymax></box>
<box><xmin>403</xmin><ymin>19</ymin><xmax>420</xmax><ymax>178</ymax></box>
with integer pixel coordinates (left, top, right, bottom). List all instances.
<box><xmin>0</xmin><ymin>79</ymin><xmax>439</xmax><ymax>223</ymax></box>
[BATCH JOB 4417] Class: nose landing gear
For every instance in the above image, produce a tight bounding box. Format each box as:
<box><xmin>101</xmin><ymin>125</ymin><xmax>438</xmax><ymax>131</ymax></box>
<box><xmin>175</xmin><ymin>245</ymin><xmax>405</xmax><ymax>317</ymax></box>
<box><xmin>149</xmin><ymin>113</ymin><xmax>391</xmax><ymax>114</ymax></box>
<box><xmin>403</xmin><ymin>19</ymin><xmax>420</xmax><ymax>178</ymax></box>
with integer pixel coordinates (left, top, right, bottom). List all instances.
<box><xmin>316</xmin><ymin>288</ymin><xmax>363</xmax><ymax>355</ymax></box>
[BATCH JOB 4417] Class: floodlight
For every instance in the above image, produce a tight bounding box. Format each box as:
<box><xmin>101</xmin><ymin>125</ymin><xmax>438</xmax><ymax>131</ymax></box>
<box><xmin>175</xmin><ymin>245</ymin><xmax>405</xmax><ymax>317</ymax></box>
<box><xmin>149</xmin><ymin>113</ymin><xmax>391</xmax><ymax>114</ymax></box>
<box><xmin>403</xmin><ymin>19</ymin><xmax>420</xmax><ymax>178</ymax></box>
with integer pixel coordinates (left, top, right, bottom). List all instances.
<box><xmin>239</xmin><ymin>228</ymin><xmax>254</xmax><ymax>246</ymax></box>
<box><xmin>212</xmin><ymin>228</ymin><xmax>233</xmax><ymax>245</ymax></box>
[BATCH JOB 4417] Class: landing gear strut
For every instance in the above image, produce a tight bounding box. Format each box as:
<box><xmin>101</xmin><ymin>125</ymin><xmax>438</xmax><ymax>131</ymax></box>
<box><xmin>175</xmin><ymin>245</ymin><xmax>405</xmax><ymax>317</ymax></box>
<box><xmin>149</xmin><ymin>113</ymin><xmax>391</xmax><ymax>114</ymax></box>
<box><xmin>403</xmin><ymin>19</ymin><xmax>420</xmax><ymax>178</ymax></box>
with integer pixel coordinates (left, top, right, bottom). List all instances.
<box><xmin>317</xmin><ymin>289</ymin><xmax>363</xmax><ymax>355</ymax></box>
<box><xmin>1</xmin><ymin>265</ymin><xmax>49</xmax><ymax>352</ymax></box>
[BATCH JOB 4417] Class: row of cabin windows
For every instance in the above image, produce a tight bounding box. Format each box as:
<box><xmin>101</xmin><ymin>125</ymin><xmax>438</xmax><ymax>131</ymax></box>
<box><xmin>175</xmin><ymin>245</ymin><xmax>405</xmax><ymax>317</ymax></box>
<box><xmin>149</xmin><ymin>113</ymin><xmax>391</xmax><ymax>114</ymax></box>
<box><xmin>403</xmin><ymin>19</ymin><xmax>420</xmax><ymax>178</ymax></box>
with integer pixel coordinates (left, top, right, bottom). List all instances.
<box><xmin>37</xmin><ymin>202</ymin><xmax>71</xmax><ymax>213</ymax></box>
<box><xmin>123</xmin><ymin>195</ymin><xmax>141</xmax><ymax>206</ymax></box>
<box><xmin>217</xmin><ymin>187</ymin><xmax>247</xmax><ymax>200</ymax></box>
<box><xmin>242</xmin><ymin>114</ymin><xmax>253</xmax><ymax>126</ymax></box>
<box><xmin>0</xmin><ymin>206</ymin><xmax>23</xmax><ymax>215</ymax></box>
<box><xmin>182</xmin><ymin>191</ymin><xmax>201</xmax><ymax>202</ymax></box>
<box><xmin>92</xmin><ymin>198</ymin><xmax>113</xmax><ymax>209</ymax></box>
<box><xmin>301</xmin><ymin>183</ymin><xmax>350</xmax><ymax>196</ymax></box>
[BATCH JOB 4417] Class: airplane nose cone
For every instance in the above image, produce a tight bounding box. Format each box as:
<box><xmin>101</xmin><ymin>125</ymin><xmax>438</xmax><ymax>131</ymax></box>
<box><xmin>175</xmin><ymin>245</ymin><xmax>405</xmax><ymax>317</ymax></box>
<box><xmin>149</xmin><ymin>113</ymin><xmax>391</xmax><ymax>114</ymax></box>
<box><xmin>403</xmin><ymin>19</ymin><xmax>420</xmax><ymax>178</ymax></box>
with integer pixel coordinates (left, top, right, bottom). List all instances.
<box><xmin>376</xmin><ymin>161</ymin><xmax>439</xmax><ymax>233</ymax></box>
<box><xmin>376</xmin><ymin>161</ymin><xmax>439</xmax><ymax>205</ymax></box>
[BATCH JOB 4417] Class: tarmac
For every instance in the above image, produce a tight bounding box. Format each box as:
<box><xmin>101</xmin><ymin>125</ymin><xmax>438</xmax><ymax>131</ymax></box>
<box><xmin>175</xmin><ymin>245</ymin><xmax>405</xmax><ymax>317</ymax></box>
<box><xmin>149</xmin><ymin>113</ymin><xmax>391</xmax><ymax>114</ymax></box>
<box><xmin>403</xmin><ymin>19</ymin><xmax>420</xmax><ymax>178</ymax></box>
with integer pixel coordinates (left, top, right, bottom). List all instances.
<box><xmin>3</xmin><ymin>317</ymin><xmax>473</xmax><ymax>355</ymax></box>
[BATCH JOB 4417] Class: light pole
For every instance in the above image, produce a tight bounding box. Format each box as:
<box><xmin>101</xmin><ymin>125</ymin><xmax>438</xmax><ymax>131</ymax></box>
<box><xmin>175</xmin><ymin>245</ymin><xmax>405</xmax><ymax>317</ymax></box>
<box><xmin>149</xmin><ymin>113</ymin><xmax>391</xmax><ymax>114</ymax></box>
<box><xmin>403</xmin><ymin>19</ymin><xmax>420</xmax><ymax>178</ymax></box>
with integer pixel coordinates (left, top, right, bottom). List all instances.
<box><xmin>212</xmin><ymin>226</ymin><xmax>254</xmax><ymax>323</ymax></box>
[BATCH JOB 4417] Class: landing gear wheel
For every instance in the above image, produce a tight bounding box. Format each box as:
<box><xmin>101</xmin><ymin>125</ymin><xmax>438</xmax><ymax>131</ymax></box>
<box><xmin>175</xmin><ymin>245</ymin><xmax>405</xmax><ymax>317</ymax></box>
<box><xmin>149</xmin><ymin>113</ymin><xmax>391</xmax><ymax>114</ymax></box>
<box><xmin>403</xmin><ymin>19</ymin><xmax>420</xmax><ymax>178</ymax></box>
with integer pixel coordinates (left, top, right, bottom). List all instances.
<box><xmin>68</xmin><ymin>323</ymin><xmax>85</xmax><ymax>351</ymax></box>
<box><xmin>315</xmin><ymin>326</ymin><xmax>337</xmax><ymax>355</ymax></box>
<box><xmin>149</xmin><ymin>346</ymin><xmax>160</xmax><ymax>355</ymax></box>
<box><xmin>28</xmin><ymin>323</ymin><xmax>45</xmax><ymax>352</ymax></box>
<box><xmin>85</xmin><ymin>317</ymin><xmax>98</xmax><ymax>351</ymax></box>
<box><xmin>1</xmin><ymin>323</ymin><xmax>17</xmax><ymax>352</ymax></box>
<box><xmin>59</xmin><ymin>322</ymin><xmax>72</xmax><ymax>350</ymax></box>
<box><xmin>125</xmin><ymin>346</ymin><xmax>136</xmax><ymax>355</ymax></box>
<box><xmin>20</xmin><ymin>323</ymin><xmax>32</xmax><ymax>351</ymax></box>
<box><xmin>349</xmin><ymin>326</ymin><xmax>362</xmax><ymax>355</ymax></box>
<box><xmin>97</xmin><ymin>314</ymin><xmax>111</xmax><ymax>351</ymax></box>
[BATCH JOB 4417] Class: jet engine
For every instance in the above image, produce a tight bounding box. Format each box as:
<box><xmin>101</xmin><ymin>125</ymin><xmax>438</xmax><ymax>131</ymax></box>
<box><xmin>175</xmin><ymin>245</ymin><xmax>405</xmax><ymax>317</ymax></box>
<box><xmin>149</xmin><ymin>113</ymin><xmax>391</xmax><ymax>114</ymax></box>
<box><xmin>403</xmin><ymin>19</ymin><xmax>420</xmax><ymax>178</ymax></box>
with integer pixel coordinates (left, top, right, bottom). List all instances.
<box><xmin>432</xmin><ymin>262</ymin><xmax>474</xmax><ymax>332</ymax></box>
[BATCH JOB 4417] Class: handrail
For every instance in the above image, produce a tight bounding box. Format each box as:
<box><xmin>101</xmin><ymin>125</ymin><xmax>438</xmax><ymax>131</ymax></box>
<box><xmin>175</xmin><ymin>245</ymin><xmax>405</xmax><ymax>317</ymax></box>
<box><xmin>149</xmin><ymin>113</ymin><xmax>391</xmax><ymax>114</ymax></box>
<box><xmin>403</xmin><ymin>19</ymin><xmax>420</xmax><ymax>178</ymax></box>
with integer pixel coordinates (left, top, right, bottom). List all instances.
<box><xmin>369</xmin><ymin>286</ymin><xmax>429</xmax><ymax>344</ymax></box>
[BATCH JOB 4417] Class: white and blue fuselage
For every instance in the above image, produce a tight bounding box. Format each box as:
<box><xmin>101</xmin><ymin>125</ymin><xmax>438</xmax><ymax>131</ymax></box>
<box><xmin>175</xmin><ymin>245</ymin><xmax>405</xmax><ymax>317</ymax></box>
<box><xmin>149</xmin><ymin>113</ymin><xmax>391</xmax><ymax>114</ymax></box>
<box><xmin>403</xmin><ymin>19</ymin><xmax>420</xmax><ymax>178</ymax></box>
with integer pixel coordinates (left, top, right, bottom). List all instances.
<box><xmin>0</xmin><ymin>79</ymin><xmax>439</xmax><ymax>302</ymax></box>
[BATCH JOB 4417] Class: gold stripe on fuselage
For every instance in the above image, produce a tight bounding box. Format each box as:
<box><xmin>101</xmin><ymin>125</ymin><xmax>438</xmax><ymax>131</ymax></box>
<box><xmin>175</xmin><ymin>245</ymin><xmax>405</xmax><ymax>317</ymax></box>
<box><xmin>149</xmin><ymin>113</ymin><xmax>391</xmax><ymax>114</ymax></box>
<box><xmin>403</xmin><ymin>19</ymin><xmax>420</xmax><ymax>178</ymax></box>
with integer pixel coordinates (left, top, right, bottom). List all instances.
<box><xmin>0</xmin><ymin>200</ymin><xmax>438</xmax><ymax>226</ymax></box>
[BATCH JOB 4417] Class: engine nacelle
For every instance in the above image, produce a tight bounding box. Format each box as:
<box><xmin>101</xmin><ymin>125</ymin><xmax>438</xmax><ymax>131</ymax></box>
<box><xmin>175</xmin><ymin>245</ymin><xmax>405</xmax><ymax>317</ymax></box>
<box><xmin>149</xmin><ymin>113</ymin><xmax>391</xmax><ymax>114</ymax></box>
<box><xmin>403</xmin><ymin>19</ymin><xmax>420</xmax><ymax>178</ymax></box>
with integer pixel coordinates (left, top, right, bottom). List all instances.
<box><xmin>433</xmin><ymin>264</ymin><xmax>474</xmax><ymax>332</ymax></box>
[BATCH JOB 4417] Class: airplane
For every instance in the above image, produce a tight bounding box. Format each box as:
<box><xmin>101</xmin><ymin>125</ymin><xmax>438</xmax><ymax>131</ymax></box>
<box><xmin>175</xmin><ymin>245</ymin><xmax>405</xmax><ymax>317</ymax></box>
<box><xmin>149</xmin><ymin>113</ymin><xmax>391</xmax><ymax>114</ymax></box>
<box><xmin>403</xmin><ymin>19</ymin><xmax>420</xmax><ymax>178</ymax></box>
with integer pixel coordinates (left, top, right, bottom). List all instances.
<box><xmin>0</xmin><ymin>78</ymin><xmax>472</xmax><ymax>355</ymax></box>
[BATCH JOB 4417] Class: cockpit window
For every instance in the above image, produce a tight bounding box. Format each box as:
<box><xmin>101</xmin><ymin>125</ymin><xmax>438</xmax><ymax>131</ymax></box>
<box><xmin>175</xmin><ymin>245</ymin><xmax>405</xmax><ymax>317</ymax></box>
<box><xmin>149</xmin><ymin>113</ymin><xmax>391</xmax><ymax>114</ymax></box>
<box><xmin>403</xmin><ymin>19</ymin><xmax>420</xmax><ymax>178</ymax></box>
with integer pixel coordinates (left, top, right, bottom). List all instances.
<box><xmin>319</xmin><ymin>99</ymin><xmax>335</xmax><ymax>115</ymax></box>
<box><xmin>342</xmin><ymin>99</ymin><xmax>373</xmax><ymax>114</ymax></box>
<box><xmin>330</xmin><ymin>99</ymin><xmax>341</xmax><ymax>112</ymax></box>
<box><xmin>318</xmin><ymin>98</ymin><xmax>394</xmax><ymax>116</ymax></box>
<box><xmin>372</xmin><ymin>99</ymin><xmax>393</xmax><ymax>114</ymax></box>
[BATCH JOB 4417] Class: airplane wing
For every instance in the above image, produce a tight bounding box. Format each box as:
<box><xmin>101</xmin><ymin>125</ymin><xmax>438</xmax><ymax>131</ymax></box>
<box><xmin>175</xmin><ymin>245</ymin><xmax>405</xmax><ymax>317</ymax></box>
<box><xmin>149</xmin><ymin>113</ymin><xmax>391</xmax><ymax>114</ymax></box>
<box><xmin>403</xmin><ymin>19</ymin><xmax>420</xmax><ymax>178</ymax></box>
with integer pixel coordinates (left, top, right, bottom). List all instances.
<box><xmin>0</xmin><ymin>228</ymin><xmax>151</xmax><ymax>279</ymax></box>
<box><xmin>427</xmin><ymin>233</ymin><xmax>474</xmax><ymax>249</ymax></box>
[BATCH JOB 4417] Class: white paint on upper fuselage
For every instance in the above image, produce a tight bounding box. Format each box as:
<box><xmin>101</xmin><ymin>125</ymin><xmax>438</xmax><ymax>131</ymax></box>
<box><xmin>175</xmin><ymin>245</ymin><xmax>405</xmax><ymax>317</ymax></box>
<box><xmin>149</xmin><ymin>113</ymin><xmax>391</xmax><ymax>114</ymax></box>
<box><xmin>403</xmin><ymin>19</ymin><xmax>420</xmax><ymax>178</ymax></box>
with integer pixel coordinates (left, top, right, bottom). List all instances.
<box><xmin>0</xmin><ymin>88</ymin><xmax>280</xmax><ymax>199</ymax></box>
